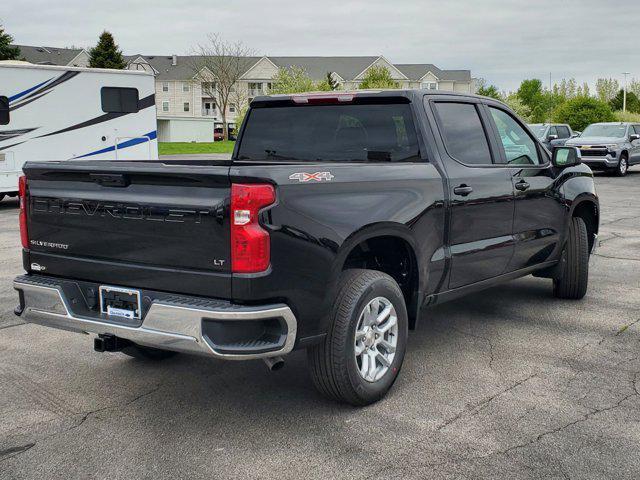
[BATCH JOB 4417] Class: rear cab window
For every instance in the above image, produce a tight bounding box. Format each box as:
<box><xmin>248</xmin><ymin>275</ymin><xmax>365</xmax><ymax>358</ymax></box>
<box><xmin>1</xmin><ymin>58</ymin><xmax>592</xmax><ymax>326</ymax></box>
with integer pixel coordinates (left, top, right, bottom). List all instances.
<box><xmin>432</xmin><ymin>102</ymin><xmax>493</xmax><ymax>165</ymax></box>
<box><xmin>236</xmin><ymin>99</ymin><xmax>420</xmax><ymax>163</ymax></box>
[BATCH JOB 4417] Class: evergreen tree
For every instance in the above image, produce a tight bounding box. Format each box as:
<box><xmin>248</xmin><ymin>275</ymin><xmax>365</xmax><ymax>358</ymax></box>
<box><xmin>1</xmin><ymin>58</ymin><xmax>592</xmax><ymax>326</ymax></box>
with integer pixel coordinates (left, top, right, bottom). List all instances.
<box><xmin>326</xmin><ymin>71</ymin><xmax>339</xmax><ymax>91</ymax></box>
<box><xmin>0</xmin><ymin>25</ymin><xmax>20</xmax><ymax>61</ymax></box>
<box><xmin>88</xmin><ymin>31</ymin><xmax>126</xmax><ymax>69</ymax></box>
<box><xmin>609</xmin><ymin>89</ymin><xmax>640</xmax><ymax>113</ymax></box>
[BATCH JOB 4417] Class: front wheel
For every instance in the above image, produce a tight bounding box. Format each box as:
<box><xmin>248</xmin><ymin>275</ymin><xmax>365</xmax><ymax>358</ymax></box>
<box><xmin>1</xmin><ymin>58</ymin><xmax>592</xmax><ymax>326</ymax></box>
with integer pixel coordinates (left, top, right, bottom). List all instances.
<box><xmin>615</xmin><ymin>154</ymin><xmax>629</xmax><ymax>177</ymax></box>
<box><xmin>553</xmin><ymin>217</ymin><xmax>589</xmax><ymax>299</ymax></box>
<box><xmin>308</xmin><ymin>269</ymin><xmax>408</xmax><ymax>406</ymax></box>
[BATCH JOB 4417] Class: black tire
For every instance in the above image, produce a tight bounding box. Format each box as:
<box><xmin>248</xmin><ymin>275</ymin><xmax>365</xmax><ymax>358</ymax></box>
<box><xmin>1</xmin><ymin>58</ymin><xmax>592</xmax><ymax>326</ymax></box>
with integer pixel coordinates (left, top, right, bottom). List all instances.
<box><xmin>553</xmin><ymin>217</ymin><xmax>589</xmax><ymax>299</ymax></box>
<box><xmin>120</xmin><ymin>343</ymin><xmax>178</xmax><ymax>361</ymax></box>
<box><xmin>615</xmin><ymin>153</ymin><xmax>629</xmax><ymax>177</ymax></box>
<box><xmin>308</xmin><ymin>269</ymin><xmax>408</xmax><ymax>406</ymax></box>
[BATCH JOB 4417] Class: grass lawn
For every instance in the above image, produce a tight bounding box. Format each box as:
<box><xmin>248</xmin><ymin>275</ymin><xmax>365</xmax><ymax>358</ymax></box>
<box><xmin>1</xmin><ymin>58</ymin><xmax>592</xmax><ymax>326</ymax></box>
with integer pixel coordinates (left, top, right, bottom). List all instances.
<box><xmin>158</xmin><ymin>141</ymin><xmax>235</xmax><ymax>155</ymax></box>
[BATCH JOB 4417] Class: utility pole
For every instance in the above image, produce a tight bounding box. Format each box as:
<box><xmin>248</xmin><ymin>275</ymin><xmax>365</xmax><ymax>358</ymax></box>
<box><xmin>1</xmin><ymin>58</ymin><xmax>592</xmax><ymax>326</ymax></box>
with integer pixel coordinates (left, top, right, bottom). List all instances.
<box><xmin>623</xmin><ymin>72</ymin><xmax>630</xmax><ymax>113</ymax></box>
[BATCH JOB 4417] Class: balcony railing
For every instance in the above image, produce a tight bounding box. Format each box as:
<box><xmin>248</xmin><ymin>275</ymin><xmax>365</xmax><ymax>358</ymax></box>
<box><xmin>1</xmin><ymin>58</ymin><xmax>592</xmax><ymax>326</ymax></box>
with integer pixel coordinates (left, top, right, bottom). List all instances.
<box><xmin>249</xmin><ymin>88</ymin><xmax>267</xmax><ymax>97</ymax></box>
<box><xmin>202</xmin><ymin>108</ymin><xmax>217</xmax><ymax>117</ymax></box>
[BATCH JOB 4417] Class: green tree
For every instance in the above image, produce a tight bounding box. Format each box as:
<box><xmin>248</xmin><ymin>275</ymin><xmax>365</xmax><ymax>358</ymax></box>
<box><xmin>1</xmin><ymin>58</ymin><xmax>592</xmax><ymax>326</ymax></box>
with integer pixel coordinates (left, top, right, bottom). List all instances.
<box><xmin>0</xmin><ymin>24</ymin><xmax>20</xmax><ymax>61</ymax></box>
<box><xmin>477</xmin><ymin>84</ymin><xmax>502</xmax><ymax>100</ymax></box>
<box><xmin>609</xmin><ymin>89</ymin><xmax>640</xmax><ymax>113</ymax></box>
<box><xmin>553</xmin><ymin>97</ymin><xmax>616</xmax><ymax>131</ymax></box>
<box><xmin>88</xmin><ymin>31</ymin><xmax>126</xmax><ymax>69</ymax></box>
<box><xmin>628</xmin><ymin>78</ymin><xmax>640</xmax><ymax>98</ymax></box>
<box><xmin>505</xmin><ymin>93</ymin><xmax>532</xmax><ymax>122</ymax></box>
<box><xmin>270</xmin><ymin>66</ymin><xmax>318</xmax><ymax>94</ymax></box>
<box><xmin>595</xmin><ymin>78</ymin><xmax>619</xmax><ymax>102</ymax></box>
<box><xmin>359</xmin><ymin>66</ymin><xmax>399</xmax><ymax>89</ymax></box>
<box><xmin>517</xmin><ymin>79</ymin><xmax>543</xmax><ymax>108</ymax></box>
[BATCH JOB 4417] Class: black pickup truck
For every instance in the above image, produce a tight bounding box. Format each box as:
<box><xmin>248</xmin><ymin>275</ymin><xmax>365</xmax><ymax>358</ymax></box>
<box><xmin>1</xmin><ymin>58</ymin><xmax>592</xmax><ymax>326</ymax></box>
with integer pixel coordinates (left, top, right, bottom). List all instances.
<box><xmin>14</xmin><ymin>90</ymin><xmax>599</xmax><ymax>405</ymax></box>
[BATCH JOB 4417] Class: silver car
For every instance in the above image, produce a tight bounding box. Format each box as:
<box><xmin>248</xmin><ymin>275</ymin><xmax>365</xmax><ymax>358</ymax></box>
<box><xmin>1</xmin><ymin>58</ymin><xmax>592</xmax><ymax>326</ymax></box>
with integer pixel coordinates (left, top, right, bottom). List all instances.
<box><xmin>565</xmin><ymin>122</ymin><xmax>640</xmax><ymax>176</ymax></box>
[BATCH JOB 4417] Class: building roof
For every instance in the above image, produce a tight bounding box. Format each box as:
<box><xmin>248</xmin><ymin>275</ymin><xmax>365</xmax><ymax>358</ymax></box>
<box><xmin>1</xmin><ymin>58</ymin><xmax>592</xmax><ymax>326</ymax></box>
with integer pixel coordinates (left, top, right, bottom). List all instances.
<box><xmin>12</xmin><ymin>45</ymin><xmax>86</xmax><ymax>66</ymax></box>
<box><xmin>125</xmin><ymin>54</ymin><xmax>471</xmax><ymax>83</ymax></box>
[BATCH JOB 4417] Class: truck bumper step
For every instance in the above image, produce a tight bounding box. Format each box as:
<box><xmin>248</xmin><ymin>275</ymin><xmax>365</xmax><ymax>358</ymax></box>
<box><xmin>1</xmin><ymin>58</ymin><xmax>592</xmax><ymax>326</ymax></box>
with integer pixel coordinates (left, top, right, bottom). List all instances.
<box><xmin>13</xmin><ymin>275</ymin><xmax>297</xmax><ymax>360</ymax></box>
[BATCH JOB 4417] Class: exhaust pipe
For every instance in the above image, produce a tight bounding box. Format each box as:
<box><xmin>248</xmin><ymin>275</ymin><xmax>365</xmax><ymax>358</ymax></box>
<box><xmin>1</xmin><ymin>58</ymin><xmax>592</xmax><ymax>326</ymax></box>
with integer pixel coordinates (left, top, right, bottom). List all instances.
<box><xmin>263</xmin><ymin>356</ymin><xmax>285</xmax><ymax>371</ymax></box>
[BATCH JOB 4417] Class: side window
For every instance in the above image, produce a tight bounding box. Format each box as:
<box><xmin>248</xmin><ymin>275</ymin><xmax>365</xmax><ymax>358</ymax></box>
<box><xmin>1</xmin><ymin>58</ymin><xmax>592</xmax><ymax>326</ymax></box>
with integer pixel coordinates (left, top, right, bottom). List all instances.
<box><xmin>547</xmin><ymin>126</ymin><xmax>558</xmax><ymax>138</ymax></box>
<box><xmin>557</xmin><ymin>126</ymin><xmax>571</xmax><ymax>139</ymax></box>
<box><xmin>433</xmin><ymin>102</ymin><xmax>493</xmax><ymax>165</ymax></box>
<box><xmin>489</xmin><ymin>107</ymin><xmax>542</xmax><ymax>165</ymax></box>
<box><xmin>633</xmin><ymin>125</ymin><xmax>640</xmax><ymax>135</ymax></box>
<box><xmin>0</xmin><ymin>96</ymin><xmax>9</xmax><ymax>125</ymax></box>
<box><xmin>101</xmin><ymin>87</ymin><xmax>139</xmax><ymax>113</ymax></box>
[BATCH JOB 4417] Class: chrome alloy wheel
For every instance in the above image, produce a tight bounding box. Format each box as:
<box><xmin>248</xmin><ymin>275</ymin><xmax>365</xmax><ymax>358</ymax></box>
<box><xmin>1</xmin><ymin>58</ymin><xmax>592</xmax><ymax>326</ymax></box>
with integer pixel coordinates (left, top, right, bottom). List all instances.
<box><xmin>619</xmin><ymin>157</ymin><xmax>628</xmax><ymax>174</ymax></box>
<box><xmin>354</xmin><ymin>296</ymin><xmax>398</xmax><ymax>383</ymax></box>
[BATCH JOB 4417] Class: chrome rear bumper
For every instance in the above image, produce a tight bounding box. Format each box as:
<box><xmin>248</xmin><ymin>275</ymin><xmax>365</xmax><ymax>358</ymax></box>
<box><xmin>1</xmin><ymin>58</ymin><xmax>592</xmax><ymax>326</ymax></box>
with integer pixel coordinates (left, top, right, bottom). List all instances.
<box><xmin>14</xmin><ymin>275</ymin><xmax>297</xmax><ymax>360</ymax></box>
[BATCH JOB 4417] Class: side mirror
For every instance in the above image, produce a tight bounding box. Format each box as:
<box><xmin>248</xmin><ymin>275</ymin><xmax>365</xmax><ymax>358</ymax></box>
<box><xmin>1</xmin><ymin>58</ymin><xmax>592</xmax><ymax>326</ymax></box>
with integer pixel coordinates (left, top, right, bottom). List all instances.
<box><xmin>571</xmin><ymin>132</ymin><xmax>580</xmax><ymax>138</ymax></box>
<box><xmin>630</xmin><ymin>134</ymin><xmax>640</xmax><ymax>141</ymax></box>
<box><xmin>552</xmin><ymin>146</ymin><xmax>581</xmax><ymax>168</ymax></box>
<box><xmin>547</xmin><ymin>134</ymin><xmax>558</xmax><ymax>141</ymax></box>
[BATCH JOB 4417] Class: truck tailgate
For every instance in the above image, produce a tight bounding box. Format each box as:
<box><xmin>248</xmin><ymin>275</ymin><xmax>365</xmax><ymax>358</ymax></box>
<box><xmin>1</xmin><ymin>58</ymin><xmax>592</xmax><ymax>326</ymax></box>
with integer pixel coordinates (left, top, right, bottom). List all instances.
<box><xmin>23</xmin><ymin>161</ymin><xmax>232</xmax><ymax>298</ymax></box>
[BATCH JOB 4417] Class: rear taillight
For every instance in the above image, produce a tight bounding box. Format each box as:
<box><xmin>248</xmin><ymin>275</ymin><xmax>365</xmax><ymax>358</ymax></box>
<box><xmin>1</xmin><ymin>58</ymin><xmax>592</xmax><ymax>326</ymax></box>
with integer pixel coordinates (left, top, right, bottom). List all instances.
<box><xmin>18</xmin><ymin>175</ymin><xmax>29</xmax><ymax>249</ymax></box>
<box><xmin>230</xmin><ymin>183</ymin><xmax>276</xmax><ymax>273</ymax></box>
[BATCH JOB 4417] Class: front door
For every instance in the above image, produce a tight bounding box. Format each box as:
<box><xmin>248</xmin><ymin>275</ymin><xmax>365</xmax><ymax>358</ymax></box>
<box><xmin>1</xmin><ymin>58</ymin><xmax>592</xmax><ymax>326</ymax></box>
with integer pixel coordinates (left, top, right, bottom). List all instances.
<box><xmin>485</xmin><ymin>106</ymin><xmax>565</xmax><ymax>270</ymax></box>
<box><xmin>630</xmin><ymin>125</ymin><xmax>640</xmax><ymax>164</ymax></box>
<box><xmin>428</xmin><ymin>99</ymin><xmax>515</xmax><ymax>289</ymax></box>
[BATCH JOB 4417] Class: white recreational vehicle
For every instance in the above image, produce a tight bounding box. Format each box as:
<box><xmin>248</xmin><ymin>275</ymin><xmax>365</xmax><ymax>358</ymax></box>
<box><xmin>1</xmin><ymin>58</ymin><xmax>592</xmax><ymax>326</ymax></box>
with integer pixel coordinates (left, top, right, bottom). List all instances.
<box><xmin>0</xmin><ymin>62</ymin><xmax>158</xmax><ymax>200</ymax></box>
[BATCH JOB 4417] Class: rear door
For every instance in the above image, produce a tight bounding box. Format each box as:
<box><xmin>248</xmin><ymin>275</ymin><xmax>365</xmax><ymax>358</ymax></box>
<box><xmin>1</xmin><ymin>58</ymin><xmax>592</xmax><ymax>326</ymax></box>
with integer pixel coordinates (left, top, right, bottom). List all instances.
<box><xmin>428</xmin><ymin>98</ymin><xmax>515</xmax><ymax>289</ymax></box>
<box><xmin>485</xmin><ymin>106</ymin><xmax>565</xmax><ymax>270</ymax></box>
<box><xmin>24</xmin><ymin>161</ymin><xmax>232</xmax><ymax>297</ymax></box>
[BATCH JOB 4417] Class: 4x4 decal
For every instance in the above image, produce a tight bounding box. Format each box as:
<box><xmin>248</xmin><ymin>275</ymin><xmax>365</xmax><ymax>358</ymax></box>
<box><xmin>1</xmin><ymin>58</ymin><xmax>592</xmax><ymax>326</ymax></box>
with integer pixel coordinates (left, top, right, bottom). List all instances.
<box><xmin>289</xmin><ymin>171</ymin><xmax>334</xmax><ymax>182</ymax></box>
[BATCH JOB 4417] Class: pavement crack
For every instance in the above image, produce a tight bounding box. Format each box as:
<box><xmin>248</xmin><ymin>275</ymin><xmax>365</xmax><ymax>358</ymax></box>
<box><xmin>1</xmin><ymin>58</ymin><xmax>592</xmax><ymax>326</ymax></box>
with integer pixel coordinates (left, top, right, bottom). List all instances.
<box><xmin>0</xmin><ymin>322</ymin><xmax>25</xmax><ymax>331</ymax></box>
<box><xmin>615</xmin><ymin>319</ymin><xmax>640</xmax><ymax>336</ymax></box>
<box><xmin>450</xmin><ymin>325</ymin><xmax>498</xmax><ymax>374</ymax></box>
<box><xmin>436</xmin><ymin>374</ymin><xmax>537</xmax><ymax>432</ymax></box>
<box><xmin>489</xmin><ymin>388</ymin><xmax>639</xmax><ymax>458</ymax></box>
<box><xmin>0</xmin><ymin>443</ymin><xmax>36</xmax><ymax>463</ymax></box>
<box><xmin>600</xmin><ymin>215</ymin><xmax>640</xmax><ymax>226</ymax></box>
<box><xmin>593</xmin><ymin>253</ymin><xmax>640</xmax><ymax>262</ymax></box>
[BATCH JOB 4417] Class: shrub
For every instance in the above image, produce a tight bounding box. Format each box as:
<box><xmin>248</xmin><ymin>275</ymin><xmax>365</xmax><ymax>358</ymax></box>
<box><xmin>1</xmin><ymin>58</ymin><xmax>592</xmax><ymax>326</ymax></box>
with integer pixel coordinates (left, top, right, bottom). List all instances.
<box><xmin>552</xmin><ymin>97</ymin><xmax>616</xmax><ymax>132</ymax></box>
<box><xmin>614</xmin><ymin>110</ymin><xmax>640</xmax><ymax>123</ymax></box>
<box><xmin>359</xmin><ymin>66</ymin><xmax>399</xmax><ymax>89</ymax></box>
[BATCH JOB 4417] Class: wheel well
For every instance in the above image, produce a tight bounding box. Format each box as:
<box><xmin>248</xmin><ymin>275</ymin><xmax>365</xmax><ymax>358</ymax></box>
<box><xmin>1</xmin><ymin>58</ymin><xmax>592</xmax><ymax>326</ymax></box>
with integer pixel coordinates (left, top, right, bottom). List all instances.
<box><xmin>343</xmin><ymin>236</ymin><xmax>419</xmax><ymax>329</ymax></box>
<box><xmin>572</xmin><ymin>201</ymin><xmax>598</xmax><ymax>252</ymax></box>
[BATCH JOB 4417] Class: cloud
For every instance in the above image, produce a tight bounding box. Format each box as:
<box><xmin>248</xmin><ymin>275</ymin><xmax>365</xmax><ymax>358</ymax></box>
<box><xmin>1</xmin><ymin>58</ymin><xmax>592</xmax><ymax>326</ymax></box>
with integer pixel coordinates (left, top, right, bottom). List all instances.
<box><xmin>4</xmin><ymin>0</ymin><xmax>639</xmax><ymax>90</ymax></box>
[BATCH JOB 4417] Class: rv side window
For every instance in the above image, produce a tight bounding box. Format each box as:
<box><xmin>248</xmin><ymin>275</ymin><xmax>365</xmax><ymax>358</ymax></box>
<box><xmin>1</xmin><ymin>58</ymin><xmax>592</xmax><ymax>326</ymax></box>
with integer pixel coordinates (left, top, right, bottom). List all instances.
<box><xmin>0</xmin><ymin>96</ymin><xmax>9</xmax><ymax>125</ymax></box>
<box><xmin>101</xmin><ymin>87</ymin><xmax>139</xmax><ymax>113</ymax></box>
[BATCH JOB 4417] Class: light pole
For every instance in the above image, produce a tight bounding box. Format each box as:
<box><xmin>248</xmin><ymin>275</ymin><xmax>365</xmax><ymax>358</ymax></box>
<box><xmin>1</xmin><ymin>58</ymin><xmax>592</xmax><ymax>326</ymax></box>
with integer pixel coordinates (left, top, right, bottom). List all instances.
<box><xmin>623</xmin><ymin>72</ymin><xmax>630</xmax><ymax>113</ymax></box>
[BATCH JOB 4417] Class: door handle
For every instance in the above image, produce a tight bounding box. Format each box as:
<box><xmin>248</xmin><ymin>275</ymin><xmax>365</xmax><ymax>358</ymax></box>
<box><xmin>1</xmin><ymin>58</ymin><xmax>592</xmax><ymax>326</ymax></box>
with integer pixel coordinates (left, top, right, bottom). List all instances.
<box><xmin>453</xmin><ymin>184</ymin><xmax>473</xmax><ymax>196</ymax></box>
<box><xmin>515</xmin><ymin>180</ymin><xmax>530</xmax><ymax>191</ymax></box>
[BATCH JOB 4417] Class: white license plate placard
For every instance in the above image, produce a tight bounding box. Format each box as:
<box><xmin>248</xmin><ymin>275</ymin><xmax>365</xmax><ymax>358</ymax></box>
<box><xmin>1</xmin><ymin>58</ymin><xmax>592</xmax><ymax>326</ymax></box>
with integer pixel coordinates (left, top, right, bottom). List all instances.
<box><xmin>99</xmin><ymin>285</ymin><xmax>142</xmax><ymax>320</ymax></box>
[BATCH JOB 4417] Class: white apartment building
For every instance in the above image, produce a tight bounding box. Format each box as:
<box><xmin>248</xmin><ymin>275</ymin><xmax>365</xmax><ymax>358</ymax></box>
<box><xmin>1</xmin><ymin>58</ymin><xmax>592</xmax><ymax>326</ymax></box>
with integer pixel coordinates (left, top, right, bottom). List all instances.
<box><xmin>125</xmin><ymin>54</ymin><xmax>475</xmax><ymax>142</ymax></box>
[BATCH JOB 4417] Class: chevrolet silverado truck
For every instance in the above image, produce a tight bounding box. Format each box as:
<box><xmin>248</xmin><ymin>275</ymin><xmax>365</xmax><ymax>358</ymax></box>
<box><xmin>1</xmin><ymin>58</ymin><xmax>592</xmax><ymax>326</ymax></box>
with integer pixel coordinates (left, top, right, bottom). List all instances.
<box><xmin>565</xmin><ymin>122</ymin><xmax>640</xmax><ymax>176</ymax></box>
<box><xmin>529</xmin><ymin>123</ymin><xmax>576</xmax><ymax>150</ymax></box>
<box><xmin>14</xmin><ymin>90</ymin><xmax>599</xmax><ymax>405</ymax></box>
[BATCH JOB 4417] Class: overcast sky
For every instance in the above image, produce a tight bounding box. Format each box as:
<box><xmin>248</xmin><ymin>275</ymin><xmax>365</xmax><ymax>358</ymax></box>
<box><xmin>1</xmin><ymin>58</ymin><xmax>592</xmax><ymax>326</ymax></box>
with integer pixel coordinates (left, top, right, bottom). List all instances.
<box><xmin>4</xmin><ymin>0</ymin><xmax>639</xmax><ymax>91</ymax></box>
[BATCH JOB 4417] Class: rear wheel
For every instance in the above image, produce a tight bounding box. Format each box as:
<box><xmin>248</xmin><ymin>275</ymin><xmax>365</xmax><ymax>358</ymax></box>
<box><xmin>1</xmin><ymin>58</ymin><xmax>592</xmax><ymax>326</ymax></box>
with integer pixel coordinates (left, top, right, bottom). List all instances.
<box><xmin>121</xmin><ymin>343</ymin><xmax>178</xmax><ymax>361</ymax></box>
<box><xmin>308</xmin><ymin>269</ymin><xmax>408</xmax><ymax>406</ymax></box>
<box><xmin>615</xmin><ymin>154</ymin><xmax>629</xmax><ymax>177</ymax></box>
<box><xmin>553</xmin><ymin>217</ymin><xmax>589</xmax><ymax>299</ymax></box>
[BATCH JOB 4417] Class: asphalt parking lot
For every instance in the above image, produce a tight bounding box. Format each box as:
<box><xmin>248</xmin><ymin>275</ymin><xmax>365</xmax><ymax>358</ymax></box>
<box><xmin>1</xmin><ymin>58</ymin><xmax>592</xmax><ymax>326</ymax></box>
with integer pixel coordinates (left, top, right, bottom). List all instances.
<box><xmin>0</xmin><ymin>169</ymin><xmax>639</xmax><ymax>480</ymax></box>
